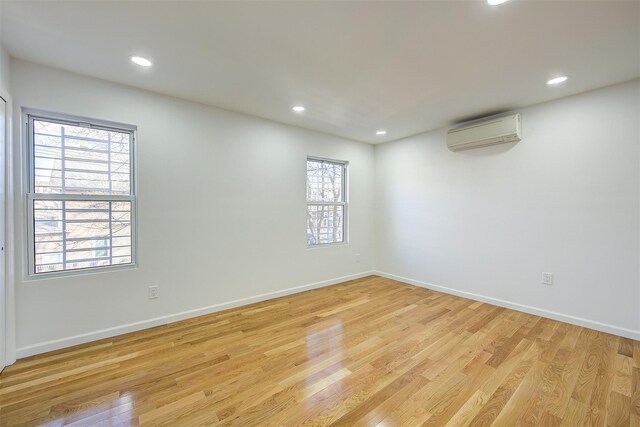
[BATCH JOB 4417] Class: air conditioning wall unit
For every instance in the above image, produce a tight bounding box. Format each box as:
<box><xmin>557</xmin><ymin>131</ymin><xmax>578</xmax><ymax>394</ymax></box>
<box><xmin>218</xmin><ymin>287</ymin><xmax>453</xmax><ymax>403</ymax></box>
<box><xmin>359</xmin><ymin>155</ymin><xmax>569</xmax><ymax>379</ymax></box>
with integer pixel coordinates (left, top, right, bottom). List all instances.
<box><xmin>446</xmin><ymin>113</ymin><xmax>521</xmax><ymax>151</ymax></box>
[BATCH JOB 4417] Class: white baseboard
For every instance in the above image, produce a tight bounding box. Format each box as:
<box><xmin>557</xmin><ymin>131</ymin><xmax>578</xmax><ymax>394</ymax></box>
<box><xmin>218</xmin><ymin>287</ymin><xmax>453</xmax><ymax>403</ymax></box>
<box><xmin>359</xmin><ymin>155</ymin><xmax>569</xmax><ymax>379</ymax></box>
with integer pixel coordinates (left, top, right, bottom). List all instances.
<box><xmin>374</xmin><ymin>271</ymin><xmax>640</xmax><ymax>341</ymax></box>
<box><xmin>16</xmin><ymin>271</ymin><xmax>375</xmax><ymax>359</ymax></box>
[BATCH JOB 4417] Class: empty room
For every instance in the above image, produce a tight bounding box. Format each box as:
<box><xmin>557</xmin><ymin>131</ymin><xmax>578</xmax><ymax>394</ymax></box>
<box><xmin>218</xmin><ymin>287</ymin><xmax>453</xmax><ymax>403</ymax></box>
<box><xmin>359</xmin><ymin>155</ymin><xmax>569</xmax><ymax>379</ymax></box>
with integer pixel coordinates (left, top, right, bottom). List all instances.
<box><xmin>0</xmin><ymin>0</ymin><xmax>638</xmax><ymax>426</ymax></box>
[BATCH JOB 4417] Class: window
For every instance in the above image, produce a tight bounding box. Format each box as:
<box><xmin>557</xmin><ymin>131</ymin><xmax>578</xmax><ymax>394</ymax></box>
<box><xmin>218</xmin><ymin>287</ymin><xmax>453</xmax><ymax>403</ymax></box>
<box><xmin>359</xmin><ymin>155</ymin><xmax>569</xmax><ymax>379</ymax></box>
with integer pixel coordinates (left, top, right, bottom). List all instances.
<box><xmin>26</xmin><ymin>112</ymin><xmax>136</xmax><ymax>275</ymax></box>
<box><xmin>306</xmin><ymin>157</ymin><xmax>347</xmax><ymax>245</ymax></box>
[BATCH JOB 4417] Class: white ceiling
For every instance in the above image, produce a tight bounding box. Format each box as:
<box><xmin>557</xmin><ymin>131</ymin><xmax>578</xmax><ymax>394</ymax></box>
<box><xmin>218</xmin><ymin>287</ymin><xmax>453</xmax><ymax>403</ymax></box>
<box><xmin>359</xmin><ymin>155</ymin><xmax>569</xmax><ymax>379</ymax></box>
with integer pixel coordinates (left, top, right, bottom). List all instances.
<box><xmin>1</xmin><ymin>0</ymin><xmax>639</xmax><ymax>144</ymax></box>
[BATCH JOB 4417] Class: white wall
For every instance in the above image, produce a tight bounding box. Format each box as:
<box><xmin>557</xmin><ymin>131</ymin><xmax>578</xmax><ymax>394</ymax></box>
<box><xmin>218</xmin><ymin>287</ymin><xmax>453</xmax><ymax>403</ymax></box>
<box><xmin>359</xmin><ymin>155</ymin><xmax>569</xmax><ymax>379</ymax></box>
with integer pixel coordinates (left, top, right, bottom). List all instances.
<box><xmin>10</xmin><ymin>59</ymin><xmax>375</xmax><ymax>356</ymax></box>
<box><xmin>0</xmin><ymin>0</ymin><xmax>10</xmax><ymax>93</ymax></box>
<box><xmin>375</xmin><ymin>79</ymin><xmax>640</xmax><ymax>338</ymax></box>
<box><xmin>0</xmin><ymin>46</ymin><xmax>9</xmax><ymax>92</ymax></box>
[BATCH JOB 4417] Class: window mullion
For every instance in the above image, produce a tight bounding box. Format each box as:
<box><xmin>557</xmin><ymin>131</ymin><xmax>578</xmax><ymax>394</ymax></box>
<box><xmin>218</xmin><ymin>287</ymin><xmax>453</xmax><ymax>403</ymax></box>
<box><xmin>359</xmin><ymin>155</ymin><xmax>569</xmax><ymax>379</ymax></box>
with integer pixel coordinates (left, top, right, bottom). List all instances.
<box><xmin>61</xmin><ymin>125</ymin><xmax>66</xmax><ymax>193</ymax></box>
<box><xmin>62</xmin><ymin>200</ymin><xmax>67</xmax><ymax>271</ymax></box>
<box><xmin>108</xmin><ymin>201</ymin><xmax>113</xmax><ymax>266</ymax></box>
<box><xmin>108</xmin><ymin>132</ymin><xmax>112</xmax><ymax>194</ymax></box>
<box><xmin>28</xmin><ymin>193</ymin><xmax>134</xmax><ymax>202</ymax></box>
<box><xmin>307</xmin><ymin>202</ymin><xmax>344</xmax><ymax>207</ymax></box>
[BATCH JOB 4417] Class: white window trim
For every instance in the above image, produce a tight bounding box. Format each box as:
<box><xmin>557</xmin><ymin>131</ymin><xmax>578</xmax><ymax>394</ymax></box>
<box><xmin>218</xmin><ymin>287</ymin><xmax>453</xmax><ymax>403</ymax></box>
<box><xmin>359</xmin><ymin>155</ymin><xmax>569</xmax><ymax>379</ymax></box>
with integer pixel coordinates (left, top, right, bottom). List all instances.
<box><xmin>306</xmin><ymin>156</ymin><xmax>349</xmax><ymax>247</ymax></box>
<box><xmin>23</xmin><ymin>109</ymin><xmax>138</xmax><ymax>279</ymax></box>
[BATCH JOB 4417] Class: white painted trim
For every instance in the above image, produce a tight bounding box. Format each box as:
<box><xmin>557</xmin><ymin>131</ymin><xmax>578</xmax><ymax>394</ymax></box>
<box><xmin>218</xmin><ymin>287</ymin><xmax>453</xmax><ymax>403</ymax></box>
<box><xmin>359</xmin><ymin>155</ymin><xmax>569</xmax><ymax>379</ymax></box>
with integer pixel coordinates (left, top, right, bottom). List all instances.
<box><xmin>0</xmin><ymin>85</ymin><xmax>16</xmax><ymax>367</ymax></box>
<box><xmin>374</xmin><ymin>271</ymin><xmax>640</xmax><ymax>341</ymax></box>
<box><xmin>16</xmin><ymin>270</ymin><xmax>375</xmax><ymax>358</ymax></box>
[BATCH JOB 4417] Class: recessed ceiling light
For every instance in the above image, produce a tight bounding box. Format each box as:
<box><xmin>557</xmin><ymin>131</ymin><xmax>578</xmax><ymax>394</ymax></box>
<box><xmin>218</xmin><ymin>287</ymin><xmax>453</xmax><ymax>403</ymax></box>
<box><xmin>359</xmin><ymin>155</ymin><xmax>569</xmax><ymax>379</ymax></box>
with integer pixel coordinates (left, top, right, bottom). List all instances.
<box><xmin>376</xmin><ymin>130</ymin><xmax>387</xmax><ymax>136</ymax></box>
<box><xmin>487</xmin><ymin>0</ymin><xmax>510</xmax><ymax>5</ymax></box>
<box><xmin>130</xmin><ymin>56</ymin><xmax>152</xmax><ymax>67</ymax></box>
<box><xmin>292</xmin><ymin>105</ymin><xmax>306</xmax><ymax>113</ymax></box>
<box><xmin>547</xmin><ymin>76</ymin><xmax>568</xmax><ymax>85</ymax></box>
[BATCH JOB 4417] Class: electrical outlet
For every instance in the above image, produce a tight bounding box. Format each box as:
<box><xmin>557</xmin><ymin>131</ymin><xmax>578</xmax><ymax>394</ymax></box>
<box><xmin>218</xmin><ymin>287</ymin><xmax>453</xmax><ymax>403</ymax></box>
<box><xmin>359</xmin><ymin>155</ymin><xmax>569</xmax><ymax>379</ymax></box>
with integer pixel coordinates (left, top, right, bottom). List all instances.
<box><xmin>355</xmin><ymin>253</ymin><xmax>361</xmax><ymax>263</ymax></box>
<box><xmin>148</xmin><ymin>285</ymin><xmax>159</xmax><ymax>299</ymax></box>
<box><xmin>542</xmin><ymin>272</ymin><xmax>553</xmax><ymax>286</ymax></box>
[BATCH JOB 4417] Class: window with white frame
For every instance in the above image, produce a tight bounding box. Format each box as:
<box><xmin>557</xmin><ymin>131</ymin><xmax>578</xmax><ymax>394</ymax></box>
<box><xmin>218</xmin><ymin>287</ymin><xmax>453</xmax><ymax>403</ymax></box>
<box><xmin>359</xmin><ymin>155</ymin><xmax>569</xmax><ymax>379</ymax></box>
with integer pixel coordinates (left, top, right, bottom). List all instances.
<box><xmin>306</xmin><ymin>157</ymin><xmax>347</xmax><ymax>245</ymax></box>
<box><xmin>26</xmin><ymin>112</ymin><xmax>136</xmax><ymax>275</ymax></box>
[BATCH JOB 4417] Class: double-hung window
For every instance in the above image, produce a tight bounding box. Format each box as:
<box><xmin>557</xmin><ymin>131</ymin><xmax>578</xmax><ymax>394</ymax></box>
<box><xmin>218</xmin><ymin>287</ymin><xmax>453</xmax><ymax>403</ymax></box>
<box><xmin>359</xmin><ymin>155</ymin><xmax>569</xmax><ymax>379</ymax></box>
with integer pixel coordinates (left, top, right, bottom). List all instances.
<box><xmin>26</xmin><ymin>111</ymin><xmax>136</xmax><ymax>276</ymax></box>
<box><xmin>306</xmin><ymin>157</ymin><xmax>347</xmax><ymax>246</ymax></box>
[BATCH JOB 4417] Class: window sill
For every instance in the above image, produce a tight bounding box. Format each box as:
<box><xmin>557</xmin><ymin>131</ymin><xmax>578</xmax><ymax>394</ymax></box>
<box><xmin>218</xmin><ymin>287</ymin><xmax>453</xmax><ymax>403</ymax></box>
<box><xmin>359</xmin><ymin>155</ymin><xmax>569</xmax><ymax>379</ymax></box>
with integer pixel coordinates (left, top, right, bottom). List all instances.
<box><xmin>307</xmin><ymin>242</ymin><xmax>350</xmax><ymax>250</ymax></box>
<box><xmin>23</xmin><ymin>263</ymin><xmax>138</xmax><ymax>282</ymax></box>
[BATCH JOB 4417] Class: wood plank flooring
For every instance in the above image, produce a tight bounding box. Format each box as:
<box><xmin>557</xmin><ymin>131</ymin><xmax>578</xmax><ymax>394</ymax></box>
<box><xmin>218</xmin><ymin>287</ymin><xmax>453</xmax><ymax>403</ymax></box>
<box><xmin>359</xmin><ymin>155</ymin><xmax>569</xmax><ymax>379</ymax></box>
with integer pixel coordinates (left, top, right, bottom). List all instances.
<box><xmin>0</xmin><ymin>275</ymin><xmax>638</xmax><ymax>426</ymax></box>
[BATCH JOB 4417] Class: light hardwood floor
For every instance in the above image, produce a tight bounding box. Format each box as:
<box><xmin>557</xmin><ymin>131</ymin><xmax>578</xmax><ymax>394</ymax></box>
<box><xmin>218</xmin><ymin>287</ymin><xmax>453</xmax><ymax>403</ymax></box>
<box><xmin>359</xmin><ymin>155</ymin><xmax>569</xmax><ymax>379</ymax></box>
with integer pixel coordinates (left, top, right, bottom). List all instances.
<box><xmin>0</xmin><ymin>276</ymin><xmax>638</xmax><ymax>426</ymax></box>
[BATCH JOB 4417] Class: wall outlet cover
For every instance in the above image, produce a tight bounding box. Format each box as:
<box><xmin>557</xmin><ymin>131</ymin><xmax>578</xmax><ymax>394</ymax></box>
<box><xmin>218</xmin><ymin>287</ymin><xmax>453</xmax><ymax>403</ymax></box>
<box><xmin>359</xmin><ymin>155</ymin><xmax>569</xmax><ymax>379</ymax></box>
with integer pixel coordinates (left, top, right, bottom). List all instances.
<box><xmin>148</xmin><ymin>285</ymin><xmax>159</xmax><ymax>299</ymax></box>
